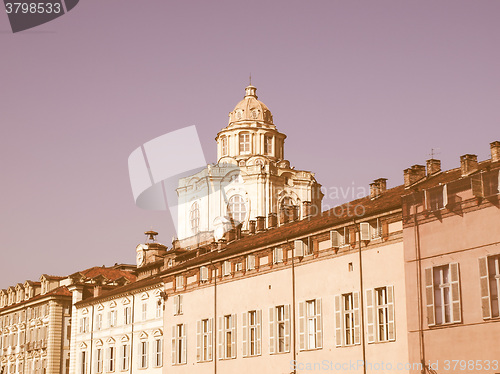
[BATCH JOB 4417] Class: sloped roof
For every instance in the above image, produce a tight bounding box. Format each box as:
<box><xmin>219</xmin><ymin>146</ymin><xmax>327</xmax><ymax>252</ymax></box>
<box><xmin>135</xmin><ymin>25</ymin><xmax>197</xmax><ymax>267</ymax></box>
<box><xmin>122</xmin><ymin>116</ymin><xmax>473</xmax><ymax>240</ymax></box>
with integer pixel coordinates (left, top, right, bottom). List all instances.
<box><xmin>0</xmin><ymin>286</ymin><xmax>71</xmax><ymax>312</ymax></box>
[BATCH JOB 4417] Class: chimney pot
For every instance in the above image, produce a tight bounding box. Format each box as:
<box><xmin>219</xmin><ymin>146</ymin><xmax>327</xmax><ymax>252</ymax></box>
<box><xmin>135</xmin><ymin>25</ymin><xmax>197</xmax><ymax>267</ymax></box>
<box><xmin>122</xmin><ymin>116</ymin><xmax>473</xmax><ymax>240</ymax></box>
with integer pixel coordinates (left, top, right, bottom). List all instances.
<box><xmin>490</xmin><ymin>141</ymin><xmax>500</xmax><ymax>163</ymax></box>
<box><xmin>460</xmin><ymin>154</ymin><xmax>478</xmax><ymax>176</ymax></box>
<box><xmin>404</xmin><ymin>165</ymin><xmax>426</xmax><ymax>187</ymax></box>
<box><xmin>302</xmin><ymin>201</ymin><xmax>312</xmax><ymax>218</ymax></box>
<box><xmin>267</xmin><ymin>213</ymin><xmax>277</xmax><ymax>228</ymax></box>
<box><xmin>248</xmin><ymin>220</ymin><xmax>256</xmax><ymax>234</ymax></box>
<box><xmin>256</xmin><ymin>216</ymin><xmax>266</xmax><ymax>232</ymax></box>
<box><xmin>426</xmin><ymin>159</ymin><xmax>441</xmax><ymax>175</ymax></box>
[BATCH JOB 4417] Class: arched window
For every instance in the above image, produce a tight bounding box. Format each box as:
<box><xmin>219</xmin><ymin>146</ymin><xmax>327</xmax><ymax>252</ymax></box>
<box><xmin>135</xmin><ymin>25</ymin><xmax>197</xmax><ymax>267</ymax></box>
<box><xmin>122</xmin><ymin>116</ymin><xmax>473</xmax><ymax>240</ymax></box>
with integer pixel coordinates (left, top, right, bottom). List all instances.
<box><xmin>189</xmin><ymin>202</ymin><xmax>200</xmax><ymax>233</ymax></box>
<box><xmin>239</xmin><ymin>132</ymin><xmax>250</xmax><ymax>154</ymax></box>
<box><xmin>221</xmin><ymin>136</ymin><xmax>228</xmax><ymax>156</ymax></box>
<box><xmin>227</xmin><ymin>195</ymin><xmax>247</xmax><ymax>223</ymax></box>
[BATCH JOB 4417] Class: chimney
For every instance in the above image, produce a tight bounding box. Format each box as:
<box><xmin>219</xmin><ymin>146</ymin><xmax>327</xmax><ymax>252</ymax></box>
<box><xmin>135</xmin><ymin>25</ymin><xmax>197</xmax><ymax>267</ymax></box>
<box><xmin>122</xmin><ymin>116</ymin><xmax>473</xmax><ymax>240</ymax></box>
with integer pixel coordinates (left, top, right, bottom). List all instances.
<box><xmin>235</xmin><ymin>224</ymin><xmax>242</xmax><ymax>240</ymax></box>
<box><xmin>302</xmin><ymin>201</ymin><xmax>312</xmax><ymax>218</ymax></box>
<box><xmin>426</xmin><ymin>159</ymin><xmax>441</xmax><ymax>175</ymax></box>
<box><xmin>491</xmin><ymin>141</ymin><xmax>500</xmax><ymax>163</ymax></box>
<box><xmin>226</xmin><ymin>229</ymin><xmax>236</xmax><ymax>242</ymax></box>
<box><xmin>93</xmin><ymin>285</ymin><xmax>102</xmax><ymax>298</ymax></box>
<box><xmin>292</xmin><ymin>206</ymin><xmax>300</xmax><ymax>221</ymax></box>
<box><xmin>248</xmin><ymin>220</ymin><xmax>256</xmax><ymax>234</ymax></box>
<box><xmin>404</xmin><ymin>165</ymin><xmax>426</xmax><ymax>187</ymax></box>
<box><xmin>460</xmin><ymin>154</ymin><xmax>478</xmax><ymax>176</ymax></box>
<box><xmin>268</xmin><ymin>213</ymin><xmax>277</xmax><ymax>228</ymax></box>
<box><xmin>370</xmin><ymin>178</ymin><xmax>387</xmax><ymax>199</ymax></box>
<box><xmin>256</xmin><ymin>216</ymin><xmax>266</xmax><ymax>232</ymax></box>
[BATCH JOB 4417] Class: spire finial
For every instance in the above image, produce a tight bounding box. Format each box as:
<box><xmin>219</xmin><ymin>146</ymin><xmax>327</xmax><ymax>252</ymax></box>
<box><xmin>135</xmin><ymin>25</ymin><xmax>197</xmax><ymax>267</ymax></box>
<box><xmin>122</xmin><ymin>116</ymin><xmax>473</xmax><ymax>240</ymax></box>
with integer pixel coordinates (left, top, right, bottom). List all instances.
<box><xmin>249</xmin><ymin>73</ymin><xmax>252</xmax><ymax>86</ymax></box>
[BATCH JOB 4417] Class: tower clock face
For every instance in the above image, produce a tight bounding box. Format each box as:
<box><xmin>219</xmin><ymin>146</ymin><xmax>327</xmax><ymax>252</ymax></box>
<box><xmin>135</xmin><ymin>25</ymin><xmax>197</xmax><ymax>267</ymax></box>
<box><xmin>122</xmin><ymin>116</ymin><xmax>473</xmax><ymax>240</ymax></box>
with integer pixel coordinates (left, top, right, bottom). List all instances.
<box><xmin>136</xmin><ymin>251</ymin><xmax>145</xmax><ymax>266</ymax></box>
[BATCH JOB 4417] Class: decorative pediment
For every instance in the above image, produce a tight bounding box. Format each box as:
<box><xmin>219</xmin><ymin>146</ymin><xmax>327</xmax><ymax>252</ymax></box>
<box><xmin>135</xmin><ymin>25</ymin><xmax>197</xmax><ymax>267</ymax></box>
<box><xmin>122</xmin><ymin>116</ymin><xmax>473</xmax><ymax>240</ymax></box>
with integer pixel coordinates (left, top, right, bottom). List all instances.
<box><xmin>82</xmin><ymin>308</ymin><xmax>89</xmax><ymax>315</ymax></box>
<box><xmin>120</xmin><ymin>335</ymin><xmax>130</xmax><ymax>343</ymax></box>
<box><xmin>96</xmin><ymin>304</ymin><xmax>104</xmax><ymax>311</ymax></box>
<box><xmin>95</xmin><ymin>339</ymin><xmax>103</xmax><ymax>347</ymax></box>
<box><xmin>121</xmin><ymin>297</ymin><xmax>131</xmax><ymax>305</ymax></box>
<box><xmin>139</xmin><ymin>331</ymin><xmax>148</xmax><ymax>340</ymax></box>
<box><xmin>106</xmin><ymin>337</ymin><xmax>116</xmax><ymax>345</ymax></box>
<box><xmin>79</xmin><ymin>342</ymin><xmax>87</xmax><ymax>349</ymax></box>
<box><xmin>109</xmin><ymin>300</ymin><xmax>117</xmax><ymax>308</ymax></box>
<box><xmin>140</xmin><ymin>292</ymin><xmax>149</xmax><ymax>300</ymax></box>
<box><xmin>152</xmin><ymin>329</ymin><xmax>163</xmax><ymax>337</ymax></box>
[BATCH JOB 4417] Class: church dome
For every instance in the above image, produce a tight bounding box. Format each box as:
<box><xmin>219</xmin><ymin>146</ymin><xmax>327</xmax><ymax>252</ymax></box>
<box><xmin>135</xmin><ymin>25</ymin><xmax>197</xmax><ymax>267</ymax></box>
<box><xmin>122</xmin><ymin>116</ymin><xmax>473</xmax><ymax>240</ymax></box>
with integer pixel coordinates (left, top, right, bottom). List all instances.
<box><xmin>228</xmin><ymin>85</ymin><xmax>274</xmax><ymax>126</ymax></box>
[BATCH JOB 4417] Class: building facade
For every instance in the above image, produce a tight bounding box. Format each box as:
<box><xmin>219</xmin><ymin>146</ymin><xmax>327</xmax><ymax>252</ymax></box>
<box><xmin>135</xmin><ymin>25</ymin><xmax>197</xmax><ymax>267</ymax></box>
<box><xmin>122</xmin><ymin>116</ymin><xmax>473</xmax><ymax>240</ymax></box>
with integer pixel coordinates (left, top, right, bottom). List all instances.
<box><xmin>402</xmin><ymin>142</ymin><xmax>500</xmax><ymax>374</ymax></box>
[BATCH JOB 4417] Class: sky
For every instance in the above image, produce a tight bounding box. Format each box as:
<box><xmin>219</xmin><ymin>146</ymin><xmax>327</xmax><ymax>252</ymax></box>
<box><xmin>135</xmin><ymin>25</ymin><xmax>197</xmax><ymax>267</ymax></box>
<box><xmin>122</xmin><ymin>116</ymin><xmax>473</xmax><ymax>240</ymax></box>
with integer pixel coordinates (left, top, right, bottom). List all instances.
<box><xmin>1</xmin><ymin>0</ymin><xmax>499</xmax><ymax>287</ymax></box>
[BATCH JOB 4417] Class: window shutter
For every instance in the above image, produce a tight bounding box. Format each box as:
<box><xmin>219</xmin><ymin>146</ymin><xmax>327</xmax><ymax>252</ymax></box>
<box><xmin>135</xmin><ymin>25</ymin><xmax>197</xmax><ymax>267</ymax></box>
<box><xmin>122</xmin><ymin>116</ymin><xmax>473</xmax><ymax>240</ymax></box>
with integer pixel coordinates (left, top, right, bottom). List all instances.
<box><xmin>360</xmin><ymin>223</ymin><xmax>371</xmax><ymax>241</ymax></box>
<box><xmin>381</xmin><ymin>221</ymin><xmax>389</xmax><ymax>239</ymax></box>
<box><xmin>365</xmin><ymin>289</ymin><xmax>375</xmax><ymax>343</ymax></box>
<box><xmin>334</xmin><ymin>295</ymin><xmax>342</xmax><ymax>347</ymax></box>
<box><xmin>171</xmin><ymin>326</ymin><xmax>176</xmax><ymax>365</ymax></box>
<box><xmin>353</xmin><ymin>292</ymin><xmax>360</xmax><ymax>345</ymax></box>
<box><xmin>85</xmin><ymin>318</ymin><xmax>89</xmax><ymax>333</ymax></box>
<box><xmin>284</xmin><ymin>305</ymin><xmax>291</xmax><ymax>353</ymax></box>
<box><xmin>256</xmin><ymin>310</ymin><xmax>262</xmax><ymax>355</ymax></box>
<box><xmin>196</xmin><ymin>320</ymin><xmax>201</xmax><ymax>362</ymax></box>
<box><xmin>298</xmin><ymin>301</ymin><xmax>305</xmax><ymax>351</ymax></box>
<box><xmin>208</xmin><ymin>318</ymin><xmax>213</xmax><ymax>361</ymax></box>
<box><xmin>218</xmin><ymin>317</ymin><xmax>223</xmax><ymax>360</ymax></box>
<box><xmin>315</xmin><ymin>298</ymin><xmax>322</xmax><ymax>349</ymax></box>
<box><xmin>450</xmin><ymin>263</ymin><xmax>461</xmax><ymax>323</ymax></box>
<box><xmin>181</xmin><ymin>325</ymin><xmax>187</xmax><ymax>364</ymax></box>
<box><xmin>425</xmin><ymin>268</ymin><xmax>435</xmax><ymax>326</ymax></box>
<box><xmin>424</xmin><ymin>190</ymin><xmax>430</xmax><ymax>211</ymax></box>
<box><xmin>174</xmin><ymin>296</ymin><xmax>179</xmax><ymax>315</ymax></box>
<box><xmin>471</xmin><ymin>174</ymin><xmax>484</xmax><ymax>197</ymax></box>
<box><xmin>442</xmin><ymin>184</ymin><xmax>448</xmax><ymax>207</ymax></box>
<box><xmin>242</xmin><ymin>312</ymin><xmax>248</xmax><ymax>357</ymax></box>
<box><xmin>268</xmin><ymin>307</ymin><xmax>275</xmax><ymax>354</ymax></box>
<box><xmin>387</xmin><ymin>285</ymin><xmax>395</xmax><ymax>341</ymax></box>
<box><xmin>349</xmin><ymin>228</ymin><xmax>356</xmax><ymax>246</ymax></box>
<box><xmin>478</xmin><ymin>257</ymin><xmax>491</xmax><ymax>319</ymax></box>
<box><xmin>231</xmin><ymin>314</ymin><xmax>237</xmax><ymax>358</ymax></box>
<box><xmin>330</xmin><ymin>230</ymin><xmax>340</xmax><ymax>249</ymax></box>
<box><xmin>294</xmin><ymin>240</ymin><xmax>304</xmax><ymax>257</ymax></box>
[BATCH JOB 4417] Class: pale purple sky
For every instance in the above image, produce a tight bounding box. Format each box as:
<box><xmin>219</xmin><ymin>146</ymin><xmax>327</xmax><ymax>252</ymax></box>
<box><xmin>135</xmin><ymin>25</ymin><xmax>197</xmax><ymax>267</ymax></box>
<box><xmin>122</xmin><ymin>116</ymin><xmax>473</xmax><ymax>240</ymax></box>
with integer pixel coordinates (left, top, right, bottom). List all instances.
<box><xmin>1</xmin><ymin>0</ymin><xmax>499</xmax><ymax>287</ymax></box>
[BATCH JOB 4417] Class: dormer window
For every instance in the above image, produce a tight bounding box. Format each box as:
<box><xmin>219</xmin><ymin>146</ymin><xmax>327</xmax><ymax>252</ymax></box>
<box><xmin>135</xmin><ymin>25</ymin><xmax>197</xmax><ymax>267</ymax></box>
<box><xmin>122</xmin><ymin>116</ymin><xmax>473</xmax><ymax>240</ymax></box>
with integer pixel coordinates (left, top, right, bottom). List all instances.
<box><xmin>221</xmin><ymin>136</ymin><xmax>228</xmax><ymax>156</ymax></box>
<box><xmin>239</xmin><ymin>132</ymin><xmax>250</xmax><ymax>154</ymax></box>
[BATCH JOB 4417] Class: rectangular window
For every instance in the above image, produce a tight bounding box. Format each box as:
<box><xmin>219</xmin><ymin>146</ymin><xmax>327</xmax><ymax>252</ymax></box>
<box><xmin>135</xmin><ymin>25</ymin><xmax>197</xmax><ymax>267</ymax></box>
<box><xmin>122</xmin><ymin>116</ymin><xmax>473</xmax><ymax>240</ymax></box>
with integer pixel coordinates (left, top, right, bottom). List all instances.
<box><xmin>425</xmin><ymin>263</ymin><xmax>461</xmax><ymax>326</ymax></box>
<box><xmin>120</xmin><ymin>344</ymin><xmax>129</xmax><ymax>371</ymax></box>
<box><xmin>376</xmin><ymin>288</ymin><xmax>389</xmax><ymax>341</ymax></box>
<box><xmin>273</xmin><ymin>248</ymin><xmax>283</xmax><ymax>264</ymax></box>
<box><xmin>246</xmin><ymin>255</ymin><xmax>255</xmax><ymax>270</ymax></box>
<box><xmin>80</xmin><ymin>351</ymin><xmax>87</xmax><ymax>374</ymax></box>
<box><xmin>172</xmin><ymin>324</ymin><xmax>186</xmax><ymax>365</ymax></box>
<box><xmin>96</xmin><ymin>314</ymin><xmax>102</xmax><ymax>330</ymax></box>
<box><xmin>334</xmin><ymin>292</ymin><xmax>360</xmax><ymax>347</ymax></box>
<box><xmin>109</xmin><ymin>310</ymin><xmax>117</xmax><ymax>327</ymax></box>
<box><xmin>483</xmin><ymin>170</ymin><xmax>500</xmax><ymax>197</ymax></box>
<box><xmin>298</xmin><ymin>299</ymin><xmax>322</xmax><ymax>351</ymax></box>
<box><xmin>221</xmin><ymin>136</ymin><xmax>228</xmax><ymax>156</ymax></box>
<box><xmin>222</xmin><ymin>261</ymin><xmax>231</xmax><ymax>277</ymax></box>
<box><xmin>108</xmin><ymin>346</ymin><xmax>115</xmax><ymax>372</ymax></box>
<box><xmin>343</xmin><ymin>294</ymin><xmax>355</xmax><ymax>345</ymax></box>
<box><xmin>142</xmin><ymin>303</ymin><xmax>147</xmax><ymax>321</ymax></box>
<box><xmin>276</xmin><ymin>306</ymin><xmax>287</xmax><ymax>353</ymax></box>
<box><xmin>139</xmin><ymin>341</ymin><xmax>148</xmax><ymax>369</ymax></box>
<box><xmin>200</xmin><ymin>266</ymin><xmax>209</xmax><ymax>282</ymax></box>
<box><xmin>243</xmin><ymin>310</ymin><xmax>261</xmax><ymax>357</ymax></box>
<box><xmin>239</xmin><ymin>133</ymin><xmax>250</xmax><ymax>154</ymax></box>
<box><xmin>224</xmin><ymin>315</ymin><xmax>234</xmax><ymax>358</ymax></box>
<box><xmin>95</xmin><ymin>348</ymin><xmax>103</xmax><ymax>373</ymax></box>
<box><xmin>425</xmin><ymin>185</ymin><xmax>447</xmax><ymax>211</ymax></box>
<box><xmin>479</xmin><ymin>255</ymin><xmax>500</xmax><ymax>319</ymax></box>
<box><xmin>175</xmin><ymin>275</ymin><xmax>184</xmax><ymax>290</ymax></box>
<box><xmin>124</xmin><ymin>307</ymin><xmax>131</xmax><ymax>325</ymax></box>
<box><xmin>264</xmin><ymin>135</ymin><xmax>273</xmax><ymax>155</ymax></box>
<box><xmin>234</xmin><ymin>262</ymin><xmax>243</xmax><ymax>272</ymax></box>
<box><xmin>80</xmin><ymin>317</ymin><xmax>89</xmax><ymax>333</ymax></box>
<box><xmin>156</xmin><ymin>300</ymin><xmax>162</xmax><ymax>318</ymax></box>
<box><xmin>174</xmin><ymin>295</ymin><xmax>183</xmax><ymax>315</ymax></box>
<box><xmin>154</xmin><ymin>339</ymin><xmax>162</xmax><ymax>367</ymax></box>
<box><xmin>366</xmin><ymin>286</ymin><xmax>395</xmax><ymax>343</ymax></box>
<box><xmin>197</xmin><ymin>318</ymin><xmax>212</xmax><ymax>362</ymax></box>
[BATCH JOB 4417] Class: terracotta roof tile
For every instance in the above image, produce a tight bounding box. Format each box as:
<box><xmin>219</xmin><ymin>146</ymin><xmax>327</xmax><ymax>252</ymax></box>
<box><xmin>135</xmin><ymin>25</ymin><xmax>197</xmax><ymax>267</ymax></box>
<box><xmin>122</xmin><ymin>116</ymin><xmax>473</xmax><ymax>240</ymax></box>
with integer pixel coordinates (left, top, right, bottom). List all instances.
<box><xmin>0</xmin><ymin>286</ymin><xmax>71</xmax><ymax>312</ymax></box>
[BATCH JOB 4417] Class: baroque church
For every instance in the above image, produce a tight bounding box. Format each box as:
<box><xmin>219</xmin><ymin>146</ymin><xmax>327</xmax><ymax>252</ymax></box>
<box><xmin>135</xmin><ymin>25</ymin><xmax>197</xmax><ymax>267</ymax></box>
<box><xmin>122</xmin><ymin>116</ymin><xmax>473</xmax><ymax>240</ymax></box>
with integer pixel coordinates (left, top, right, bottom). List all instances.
<box><xmin>175</xmin><ymin>84</ymin><xmax>324</xmax><ymax>247</ymax></box>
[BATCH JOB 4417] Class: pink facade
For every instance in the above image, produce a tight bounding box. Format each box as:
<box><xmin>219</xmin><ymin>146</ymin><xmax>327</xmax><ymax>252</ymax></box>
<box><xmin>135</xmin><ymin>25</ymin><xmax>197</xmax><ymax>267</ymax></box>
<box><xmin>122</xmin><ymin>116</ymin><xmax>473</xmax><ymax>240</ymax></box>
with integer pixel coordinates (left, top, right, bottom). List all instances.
<box><xmin>403</xmin><ymin>147</ymin><xmax>500</xmax><ymax>374</ymax></box>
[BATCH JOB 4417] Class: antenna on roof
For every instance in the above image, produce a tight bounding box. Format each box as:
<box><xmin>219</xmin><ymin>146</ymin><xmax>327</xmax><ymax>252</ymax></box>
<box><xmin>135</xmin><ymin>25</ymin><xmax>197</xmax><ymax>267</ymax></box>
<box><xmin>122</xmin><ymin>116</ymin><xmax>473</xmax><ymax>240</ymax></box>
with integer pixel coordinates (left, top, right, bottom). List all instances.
<box><xmin>429</xmin><ymin>148</ymin><xmax>441</xmax><ymax>159</ymax></box>
<box><xmin>249</xmin><ymin>73</ymin><xmax>252</xmax><ymax>86</ymax></box>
